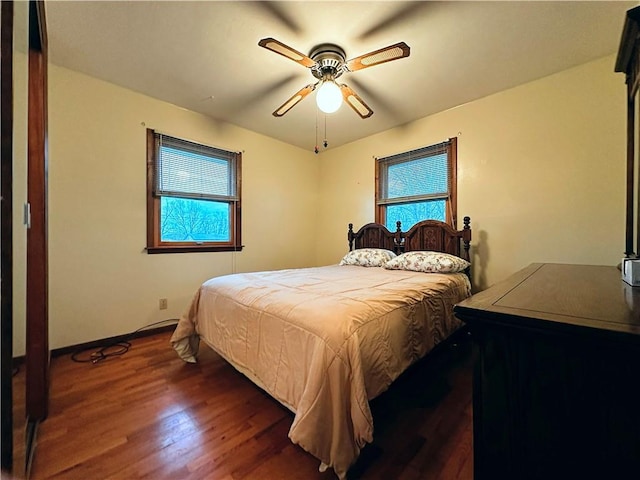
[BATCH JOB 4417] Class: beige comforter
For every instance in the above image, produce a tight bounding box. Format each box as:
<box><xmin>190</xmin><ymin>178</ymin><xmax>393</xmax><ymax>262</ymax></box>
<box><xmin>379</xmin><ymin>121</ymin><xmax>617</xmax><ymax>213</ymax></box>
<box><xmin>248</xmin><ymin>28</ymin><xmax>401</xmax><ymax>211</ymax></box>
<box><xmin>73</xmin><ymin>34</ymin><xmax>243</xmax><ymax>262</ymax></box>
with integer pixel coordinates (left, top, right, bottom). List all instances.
<box><xmin>170</xmin><ymin>265</ymin><xmax>470</xmax><ymax>478</ymax></box>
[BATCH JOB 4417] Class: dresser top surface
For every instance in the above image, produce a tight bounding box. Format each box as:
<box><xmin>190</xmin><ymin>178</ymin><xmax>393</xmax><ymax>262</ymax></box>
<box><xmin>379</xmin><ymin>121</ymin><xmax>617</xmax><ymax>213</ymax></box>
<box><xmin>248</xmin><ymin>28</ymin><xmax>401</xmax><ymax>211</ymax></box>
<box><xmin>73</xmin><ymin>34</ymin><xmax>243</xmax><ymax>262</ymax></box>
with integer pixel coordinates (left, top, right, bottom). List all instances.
<box><xmin>455</xmin><ymin>263</ymin><xmax>640</xmax><ymax>336</ymax></box>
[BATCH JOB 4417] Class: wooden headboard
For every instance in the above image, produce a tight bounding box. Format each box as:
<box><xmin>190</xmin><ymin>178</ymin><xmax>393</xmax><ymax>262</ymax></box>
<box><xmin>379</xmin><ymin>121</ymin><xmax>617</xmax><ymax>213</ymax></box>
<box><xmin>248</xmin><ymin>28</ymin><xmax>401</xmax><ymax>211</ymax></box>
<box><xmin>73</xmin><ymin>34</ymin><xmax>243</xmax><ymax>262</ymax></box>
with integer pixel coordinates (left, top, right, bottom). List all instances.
<box><xmin>348</xmin><ymin>216</ymin><xmax>471</xmax><ymax>261</ymax></box>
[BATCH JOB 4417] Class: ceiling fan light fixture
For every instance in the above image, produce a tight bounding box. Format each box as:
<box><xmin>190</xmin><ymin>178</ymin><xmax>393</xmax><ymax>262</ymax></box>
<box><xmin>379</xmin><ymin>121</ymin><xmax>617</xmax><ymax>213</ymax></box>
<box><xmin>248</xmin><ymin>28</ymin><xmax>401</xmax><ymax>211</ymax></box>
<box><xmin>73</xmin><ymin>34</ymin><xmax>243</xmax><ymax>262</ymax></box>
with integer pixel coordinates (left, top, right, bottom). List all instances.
<box><xmin>259</xmin><ymin>37</ymin><xmax>409</xmax><ymax>118</ymax></box>
<box><xmin>316</xmin><ymin>80</ymin><xmax>342</xmax><ymax>114</ymax></box>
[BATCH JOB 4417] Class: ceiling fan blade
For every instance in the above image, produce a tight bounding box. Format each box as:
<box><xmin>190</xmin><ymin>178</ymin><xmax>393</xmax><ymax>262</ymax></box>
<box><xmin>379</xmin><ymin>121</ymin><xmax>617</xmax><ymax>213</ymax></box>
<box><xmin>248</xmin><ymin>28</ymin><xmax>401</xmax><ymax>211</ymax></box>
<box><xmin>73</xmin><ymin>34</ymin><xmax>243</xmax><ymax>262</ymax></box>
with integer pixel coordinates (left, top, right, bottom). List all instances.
<box><xmin>258</xmin><ymin>37</ymin><xmax>316</xmax><ymax>68</ymax></box>
<box><xmin>345</xmin><ymin>42</ymin><xmax>410</xmax><ymax>72</ymax></box>
<box><xmin>273</xmin><ymin>83</ymin><xmax>317</xmax><ymax>117</ymax></box>
<box><xmin>339</xmin><ymin>84</ymin><xmax>373</xmax><ymax>119</ymax></box>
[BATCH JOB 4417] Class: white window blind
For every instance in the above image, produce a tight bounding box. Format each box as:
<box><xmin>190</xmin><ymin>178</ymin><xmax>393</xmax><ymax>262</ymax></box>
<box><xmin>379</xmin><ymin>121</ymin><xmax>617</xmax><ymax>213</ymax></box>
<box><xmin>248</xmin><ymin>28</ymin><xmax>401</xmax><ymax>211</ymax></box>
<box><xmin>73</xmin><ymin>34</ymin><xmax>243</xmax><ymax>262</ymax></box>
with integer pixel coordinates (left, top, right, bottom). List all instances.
<box><xmin>154</xmin><ymin>133</ymin><xmax>238</xmax><ymax>202</ymax></box>
<box><xmin>378</xmin><ymin>141</ymin><xmax>451</xmax><ymax>206</ymax></box>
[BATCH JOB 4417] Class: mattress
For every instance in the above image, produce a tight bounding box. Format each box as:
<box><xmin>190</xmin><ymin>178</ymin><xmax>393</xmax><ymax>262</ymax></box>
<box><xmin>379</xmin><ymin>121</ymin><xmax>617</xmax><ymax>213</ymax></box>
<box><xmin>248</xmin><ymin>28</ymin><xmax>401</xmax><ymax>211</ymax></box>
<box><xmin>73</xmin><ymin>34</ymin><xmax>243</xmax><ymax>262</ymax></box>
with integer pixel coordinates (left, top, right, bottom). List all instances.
<box><xmin>170</xmin><ymin>264</ymin><xmax>471</xmax><ymax>478</ymax></box>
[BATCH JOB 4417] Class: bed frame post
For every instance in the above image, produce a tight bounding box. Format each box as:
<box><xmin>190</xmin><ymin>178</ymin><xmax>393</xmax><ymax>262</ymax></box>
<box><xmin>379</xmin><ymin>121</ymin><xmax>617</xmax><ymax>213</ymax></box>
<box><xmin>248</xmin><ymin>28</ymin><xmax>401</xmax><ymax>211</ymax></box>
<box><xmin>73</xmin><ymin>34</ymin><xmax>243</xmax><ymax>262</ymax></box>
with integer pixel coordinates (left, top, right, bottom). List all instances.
<box><xmin>462</xmin><ymin>216</ymin><xmax>471</xmax><ymax>261</ymax></box>
<box><xmin>348</xmin><ymin>223</ymin><xmax>354</xmax><ymax>251</ymax></box>
<box><xmin>394</xmin><ymin>221</ymin><xmax>403</xmax><ymax>254</ymax></box>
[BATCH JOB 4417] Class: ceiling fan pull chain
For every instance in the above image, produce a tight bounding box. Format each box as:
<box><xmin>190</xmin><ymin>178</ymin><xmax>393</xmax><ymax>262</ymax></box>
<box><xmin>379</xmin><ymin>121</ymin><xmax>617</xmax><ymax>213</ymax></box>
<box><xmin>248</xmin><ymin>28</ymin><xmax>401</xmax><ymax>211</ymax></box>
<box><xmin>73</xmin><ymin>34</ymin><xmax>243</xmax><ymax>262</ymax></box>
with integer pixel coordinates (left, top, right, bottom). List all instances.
<box><xmin>314</xmin><ymin>108</ymin><xmax>320</xmax><ymax>154</ymax></box>
<box><xmin>324</xmin><ymin>114</ymin><xmax>328</xmax><ymax>149</ymax></box>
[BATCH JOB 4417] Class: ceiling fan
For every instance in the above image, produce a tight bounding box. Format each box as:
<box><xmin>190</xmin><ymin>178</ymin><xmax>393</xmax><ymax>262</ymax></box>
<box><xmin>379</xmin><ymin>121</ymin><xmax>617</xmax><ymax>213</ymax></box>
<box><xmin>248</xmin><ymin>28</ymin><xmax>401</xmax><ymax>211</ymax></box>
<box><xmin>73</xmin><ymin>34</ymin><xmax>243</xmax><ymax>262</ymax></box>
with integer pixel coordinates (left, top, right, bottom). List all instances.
<box><xmin>258</xmin><ymin>37</ymin><xmax>410</xmax><ymax>118</ymax></box>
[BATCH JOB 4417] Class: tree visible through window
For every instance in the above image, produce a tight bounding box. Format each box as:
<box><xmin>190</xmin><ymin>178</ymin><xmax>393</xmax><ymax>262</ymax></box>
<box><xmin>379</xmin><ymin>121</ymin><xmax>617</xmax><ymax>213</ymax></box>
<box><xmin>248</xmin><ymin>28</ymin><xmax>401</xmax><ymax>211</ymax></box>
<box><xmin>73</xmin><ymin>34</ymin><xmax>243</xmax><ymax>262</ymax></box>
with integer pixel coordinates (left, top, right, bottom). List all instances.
<box><xmin>376</xmin><ymin>138</ymin><xmax>457</xmax><ymax>231</ymax></box>
<box><xmin>160</xmin><ymin>197</ymin><xmax>229</xmax><ymax>242</ymax></box>
<box><xmin>146</xmin><ymin>130</ymin><xmax>242</xmax><ymax>253</ymax></box>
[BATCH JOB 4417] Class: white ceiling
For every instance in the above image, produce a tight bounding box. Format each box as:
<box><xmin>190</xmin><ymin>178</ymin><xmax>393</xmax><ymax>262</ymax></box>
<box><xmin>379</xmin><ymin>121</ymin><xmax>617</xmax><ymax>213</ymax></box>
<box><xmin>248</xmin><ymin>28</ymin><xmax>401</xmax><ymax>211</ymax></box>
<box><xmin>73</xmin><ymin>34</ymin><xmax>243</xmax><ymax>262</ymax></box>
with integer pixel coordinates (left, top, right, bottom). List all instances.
<box><xmin>46</xmin><ymin>1</ymin><xmax>637</xmax><ymax>152</ymax></box>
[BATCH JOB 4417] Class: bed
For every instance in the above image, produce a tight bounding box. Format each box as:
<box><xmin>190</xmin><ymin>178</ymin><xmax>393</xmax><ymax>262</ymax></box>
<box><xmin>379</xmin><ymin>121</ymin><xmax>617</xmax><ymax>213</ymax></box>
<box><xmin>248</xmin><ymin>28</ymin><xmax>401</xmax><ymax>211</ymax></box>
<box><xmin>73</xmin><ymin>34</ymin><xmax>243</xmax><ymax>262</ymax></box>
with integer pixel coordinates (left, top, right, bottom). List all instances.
<box><xmin>170</xmin><ymin>217</ymin><xmax>472</xmax><ymax>479</ymax></box>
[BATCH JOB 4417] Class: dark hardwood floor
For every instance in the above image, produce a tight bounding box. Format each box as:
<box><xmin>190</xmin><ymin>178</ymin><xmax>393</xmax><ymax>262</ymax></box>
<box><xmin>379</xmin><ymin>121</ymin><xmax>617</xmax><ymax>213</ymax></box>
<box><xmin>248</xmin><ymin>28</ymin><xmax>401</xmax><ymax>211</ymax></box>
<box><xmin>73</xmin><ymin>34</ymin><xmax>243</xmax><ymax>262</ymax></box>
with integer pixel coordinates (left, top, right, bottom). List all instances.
<box><xmin>12</xmin><ymin>330</ymin><xmax>473</xmax><ymax>480</ymax></box>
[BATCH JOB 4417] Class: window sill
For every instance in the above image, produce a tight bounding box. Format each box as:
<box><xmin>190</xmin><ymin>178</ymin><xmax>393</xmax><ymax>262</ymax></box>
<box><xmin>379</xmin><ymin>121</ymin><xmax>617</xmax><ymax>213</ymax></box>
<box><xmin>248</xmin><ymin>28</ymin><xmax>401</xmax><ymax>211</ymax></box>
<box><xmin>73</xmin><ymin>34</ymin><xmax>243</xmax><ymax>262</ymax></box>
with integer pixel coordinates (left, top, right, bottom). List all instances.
<box><xmin>146</xmin><ymin>245</ymin><xmax>244</xmax><ymax>254</ymax></box>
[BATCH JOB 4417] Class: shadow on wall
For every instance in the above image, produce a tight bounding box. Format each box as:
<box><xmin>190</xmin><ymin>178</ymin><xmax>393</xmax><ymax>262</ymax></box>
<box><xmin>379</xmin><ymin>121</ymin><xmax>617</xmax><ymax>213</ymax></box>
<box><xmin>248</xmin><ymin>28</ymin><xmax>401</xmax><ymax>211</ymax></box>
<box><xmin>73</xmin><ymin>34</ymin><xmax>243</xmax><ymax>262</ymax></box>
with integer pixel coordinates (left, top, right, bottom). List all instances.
<box><xmin>471</xmin><ymin>230</ymin><xmax>489</xmax><ymax>292</ymax></box>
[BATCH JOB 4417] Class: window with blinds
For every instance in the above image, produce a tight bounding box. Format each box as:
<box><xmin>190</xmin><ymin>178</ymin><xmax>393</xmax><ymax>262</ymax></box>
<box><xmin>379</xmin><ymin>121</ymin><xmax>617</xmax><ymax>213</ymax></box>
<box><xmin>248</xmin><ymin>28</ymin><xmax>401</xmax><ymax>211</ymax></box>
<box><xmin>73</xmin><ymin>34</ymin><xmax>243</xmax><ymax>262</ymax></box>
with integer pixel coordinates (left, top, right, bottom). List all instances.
<box><xmin>376</xmin><ymin>138</ymin><xmax>457</xmax><ymax>231</ymax></box>
<box><xmin>146</xmin><ymin>130</ymin><xmax>242</xmax><ymax>253</ymax></box>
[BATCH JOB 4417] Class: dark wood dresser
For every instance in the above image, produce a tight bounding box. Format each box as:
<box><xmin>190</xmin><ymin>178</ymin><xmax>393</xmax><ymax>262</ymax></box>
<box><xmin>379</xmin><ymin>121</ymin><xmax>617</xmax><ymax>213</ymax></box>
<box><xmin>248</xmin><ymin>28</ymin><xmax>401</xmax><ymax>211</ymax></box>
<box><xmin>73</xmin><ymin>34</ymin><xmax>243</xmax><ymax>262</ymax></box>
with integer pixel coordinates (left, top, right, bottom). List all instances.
<box><xmin>454</xmin><ymin>263</ymin><xmax>640</xmax><ymax>480</ymax></box>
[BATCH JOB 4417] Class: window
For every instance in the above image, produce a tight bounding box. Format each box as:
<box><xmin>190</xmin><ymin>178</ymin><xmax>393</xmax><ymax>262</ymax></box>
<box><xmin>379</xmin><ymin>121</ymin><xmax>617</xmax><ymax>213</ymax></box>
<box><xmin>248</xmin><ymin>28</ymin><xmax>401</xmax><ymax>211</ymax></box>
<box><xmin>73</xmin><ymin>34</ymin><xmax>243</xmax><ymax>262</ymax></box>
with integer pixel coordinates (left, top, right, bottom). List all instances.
<box><xmin>146</xmin><ymin>129</ymin><xmax>242</xmax><ymax>253</ymax></box>
<box><xmin>376</xmin><ymin>137</ymin><xmax>457</xmax><ymax>231</ymax></box>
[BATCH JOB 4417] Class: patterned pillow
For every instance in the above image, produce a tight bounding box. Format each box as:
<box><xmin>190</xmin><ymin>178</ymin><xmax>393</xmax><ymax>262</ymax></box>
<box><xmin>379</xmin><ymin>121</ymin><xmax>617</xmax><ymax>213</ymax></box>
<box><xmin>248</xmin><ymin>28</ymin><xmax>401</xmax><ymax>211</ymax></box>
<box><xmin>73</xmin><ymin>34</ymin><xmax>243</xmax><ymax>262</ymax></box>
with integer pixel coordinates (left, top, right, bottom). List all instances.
<box><xmin>339</xmin><ymin>248</ymin><xmax>397</xmax><ymax>267</ymax></box>
<box><xmin>384</xmin><ymin>251</ymin><xmax>470</xmax><ymax>273</ymax></box>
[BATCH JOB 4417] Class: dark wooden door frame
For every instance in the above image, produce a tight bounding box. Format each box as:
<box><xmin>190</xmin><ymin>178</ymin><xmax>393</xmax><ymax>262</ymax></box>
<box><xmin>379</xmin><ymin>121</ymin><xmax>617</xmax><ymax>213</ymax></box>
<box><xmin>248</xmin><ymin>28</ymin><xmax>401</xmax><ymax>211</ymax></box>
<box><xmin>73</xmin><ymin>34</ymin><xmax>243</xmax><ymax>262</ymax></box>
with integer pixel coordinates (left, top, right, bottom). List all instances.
<box><xmin>616</xmin><ymin>7</ymin><xmax>640</xmax><ymax>256</ymax></box>
<box><xmin>0</xmin><ymin>1</ymin><xmax>49</xmax><ymax>473</ymax></box>
<box><xmin>25</xmin><ymin>0</ymin><xmax>48</xmax><ymax>472</ymax></box>
<box><xmin>1</xmin><ymin>0</ymin><xmax>15</xmax><ymax>472</ymax></box>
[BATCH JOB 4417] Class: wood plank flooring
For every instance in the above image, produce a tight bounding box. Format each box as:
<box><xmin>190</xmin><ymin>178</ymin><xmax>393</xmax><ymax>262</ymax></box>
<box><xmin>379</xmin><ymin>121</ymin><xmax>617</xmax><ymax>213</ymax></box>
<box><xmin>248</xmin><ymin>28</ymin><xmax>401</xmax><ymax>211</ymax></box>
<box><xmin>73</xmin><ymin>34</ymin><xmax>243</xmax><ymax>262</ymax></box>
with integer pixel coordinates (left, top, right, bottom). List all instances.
<box><xmin>11</xmin><ymin>330</ymin><xmax>474</xmax><ymax>480</ymax></box>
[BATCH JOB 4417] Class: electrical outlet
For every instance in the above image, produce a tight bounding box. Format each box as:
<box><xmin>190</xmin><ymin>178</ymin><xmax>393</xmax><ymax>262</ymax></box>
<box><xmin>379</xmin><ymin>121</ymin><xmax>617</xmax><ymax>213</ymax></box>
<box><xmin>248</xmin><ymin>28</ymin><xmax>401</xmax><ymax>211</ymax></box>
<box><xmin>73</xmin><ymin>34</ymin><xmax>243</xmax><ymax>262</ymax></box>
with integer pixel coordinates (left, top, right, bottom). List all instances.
<box><xmin>159</xmin><ymin>298</ymin><xmax>168</xmax><ymax>310</ymax></box>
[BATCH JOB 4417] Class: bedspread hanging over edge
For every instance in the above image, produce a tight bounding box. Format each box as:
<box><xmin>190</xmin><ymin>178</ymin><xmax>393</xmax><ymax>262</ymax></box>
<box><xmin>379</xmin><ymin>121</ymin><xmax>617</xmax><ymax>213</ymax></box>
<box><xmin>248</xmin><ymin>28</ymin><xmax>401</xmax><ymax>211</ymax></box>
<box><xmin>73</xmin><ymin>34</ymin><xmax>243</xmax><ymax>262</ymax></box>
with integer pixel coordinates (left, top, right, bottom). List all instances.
<box><xmin>170</xmin><ymin>265</ymin><xmax>470</xmax><ymax>478</ymax></box>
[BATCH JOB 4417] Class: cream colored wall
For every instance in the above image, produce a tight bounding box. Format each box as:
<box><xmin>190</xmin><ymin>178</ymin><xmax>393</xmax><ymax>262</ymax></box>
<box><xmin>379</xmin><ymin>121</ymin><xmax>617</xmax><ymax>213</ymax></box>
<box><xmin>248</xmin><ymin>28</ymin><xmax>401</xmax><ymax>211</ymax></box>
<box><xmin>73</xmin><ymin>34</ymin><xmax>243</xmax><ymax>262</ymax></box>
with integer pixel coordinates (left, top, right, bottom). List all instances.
<box><xmin>15</xmin><ymin>53</ymin><xmax>626</xmax><ymax>354</ymax></box>
<box><xmin>316</xmin><ymin>55</ymin><xmax>626</xmax><ymax>290</ymax></box>
<box><xmin>45</xmin><ymin>64</ymin><xmax>319</xmax><ymax>352</ymax></box>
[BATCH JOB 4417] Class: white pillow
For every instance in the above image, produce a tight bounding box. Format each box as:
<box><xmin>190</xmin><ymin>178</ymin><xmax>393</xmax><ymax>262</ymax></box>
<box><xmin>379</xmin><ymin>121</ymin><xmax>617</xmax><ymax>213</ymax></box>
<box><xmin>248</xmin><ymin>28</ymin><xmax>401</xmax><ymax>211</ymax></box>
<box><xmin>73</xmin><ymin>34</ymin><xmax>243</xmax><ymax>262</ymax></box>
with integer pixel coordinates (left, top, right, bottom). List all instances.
<box><xmin>339</xmin><ymin>248</ymin><xmax>397</xmax><ymax>267</ymax></box>
<box><xmin>384</xmin><ymin>251</ymin><xmax>470</xmax><ymax>273</ymax></box>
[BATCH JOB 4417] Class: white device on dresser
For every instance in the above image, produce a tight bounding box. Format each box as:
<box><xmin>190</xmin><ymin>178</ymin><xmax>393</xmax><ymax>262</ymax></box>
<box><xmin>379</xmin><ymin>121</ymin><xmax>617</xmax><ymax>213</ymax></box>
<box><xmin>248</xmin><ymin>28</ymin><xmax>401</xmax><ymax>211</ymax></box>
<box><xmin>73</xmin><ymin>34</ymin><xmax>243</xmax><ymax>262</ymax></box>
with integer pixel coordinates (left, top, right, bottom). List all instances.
<box><xmin>622</xmin><ymin>257</ymin><xmax>640</xmax><ymax>286</ymax></box>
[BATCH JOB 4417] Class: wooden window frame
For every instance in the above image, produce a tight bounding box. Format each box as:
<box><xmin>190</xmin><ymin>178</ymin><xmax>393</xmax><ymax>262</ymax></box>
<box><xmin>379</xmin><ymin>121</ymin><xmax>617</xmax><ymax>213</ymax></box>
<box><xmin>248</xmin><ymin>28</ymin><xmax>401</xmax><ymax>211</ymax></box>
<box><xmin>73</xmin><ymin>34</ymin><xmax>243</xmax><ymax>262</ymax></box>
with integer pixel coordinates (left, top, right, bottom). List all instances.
<box><xmin>375</xmin><ymin>137</ymin><xmax>458</xmax><ymax>228</ymax></box>
<box><xmin>146</xmin><ymin>129</ymin><xmax>242</xmax><ymax>254</ymax></box>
